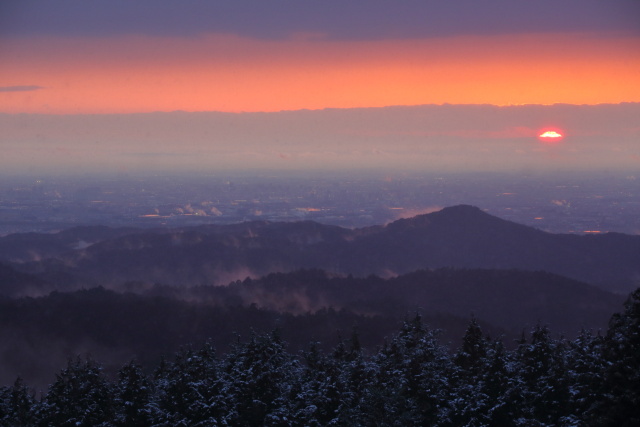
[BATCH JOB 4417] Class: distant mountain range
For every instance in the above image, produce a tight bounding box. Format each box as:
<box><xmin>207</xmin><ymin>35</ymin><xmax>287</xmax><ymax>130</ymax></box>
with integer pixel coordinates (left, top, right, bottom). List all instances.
<box><xmin>2</xmin><ymin>205</ymin><xmax>638</xmax><ymax>294</ymax></box>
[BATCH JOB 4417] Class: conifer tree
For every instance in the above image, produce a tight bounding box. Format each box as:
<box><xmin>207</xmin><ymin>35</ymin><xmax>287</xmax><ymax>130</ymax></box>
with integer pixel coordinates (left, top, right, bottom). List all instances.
<box><xmin>0</xmin><ymin>377</ymin><xmax>36</xmax><ymax>427</ymax></box>
<box><xmin>331</xmin><ymin>329</ymin><xmax>374</xmax><ymax>425</ymax></box>
<box><xmin>597</xmin><ymin>288</ymin><xmax>640</xmax><ymax>425</ymax></box>
<box><xmin>564</xmin><ymin>328</ymin><xmax>606</xmax><ymax>423</ymax></box>
<box><xmin>114</xmin><ymin>361</ymin><xmax>152</xmax><ymax>427</ymax></box>
<box><xmin>514</xmin><ymin>324</ymin><xmax>571</xmax><ymax>424</ymax></box>
<box><xmin>290</xmin><ymin>341</ymin><xmax>338</xmax><ymax>425</ymax></box>
<box><xmin>39</xmin><ymin>356</ymin><xmax>115</xmax><ymax>427</ymax></box>
<box><xmin>481</xmin><ymin>340</ymin><xmax>517</xmax><ymax>426</ymax></box>
<box><xmin>222</xmin><ymin>330</ymin><xmax>298</xmax><ymax>425</ymax></box>
<box><xmin>153</xmin><ymin>342</ymin><xmax>226</xmax><ymax>425</ymax></box>
<box><xmin>449</xmin><ymin>317</ymin><xmax>492</xmax><ymax>426</ymax></box>
<box><xmin>366</xmin><ymin>314</ymin><xmax>454</xmax><ymax>425</ymax></box>
<box><xmin>455</xmin><ymin>317</ymin><xmax>489</xmax><ymax>378</ymax></box>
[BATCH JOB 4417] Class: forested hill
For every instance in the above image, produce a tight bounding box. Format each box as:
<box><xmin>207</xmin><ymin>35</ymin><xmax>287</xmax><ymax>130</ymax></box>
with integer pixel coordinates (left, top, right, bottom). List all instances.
<box><xmin>145</xmin><ymin>268</ymin><xmax>621</xmax><ymax>336</ymax></box>
<box><xmin>0</xmin><ymin>267</ymin><xmax>624</xmax><ymax>389</ymax></box>
<box><xmin>2</xmin><ymin>205</ymin><xmax>639</xmax><ymax>294</ymax></box>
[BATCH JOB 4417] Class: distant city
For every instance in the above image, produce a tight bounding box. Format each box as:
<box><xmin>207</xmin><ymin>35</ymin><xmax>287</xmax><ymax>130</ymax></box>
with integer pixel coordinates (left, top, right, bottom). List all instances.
<box><xmin>0</xmin><ymin>170</ymin><xmax>638</xmax><ymax>236</ymax></box>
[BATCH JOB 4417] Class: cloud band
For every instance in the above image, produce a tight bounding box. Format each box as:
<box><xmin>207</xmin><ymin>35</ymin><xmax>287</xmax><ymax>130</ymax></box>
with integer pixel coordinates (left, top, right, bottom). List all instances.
<box><xmin>0</xmin><ymin>85</ymin><xmax>44</xmax><ymax>93</ymax></box>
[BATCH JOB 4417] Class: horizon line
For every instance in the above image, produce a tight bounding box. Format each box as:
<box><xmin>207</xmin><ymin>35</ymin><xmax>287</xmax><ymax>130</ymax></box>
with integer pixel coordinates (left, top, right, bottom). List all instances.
<box><xmin>2</xmin><ymin>101</ymin><xmax>639</xmax><ymax>116</ymax></box>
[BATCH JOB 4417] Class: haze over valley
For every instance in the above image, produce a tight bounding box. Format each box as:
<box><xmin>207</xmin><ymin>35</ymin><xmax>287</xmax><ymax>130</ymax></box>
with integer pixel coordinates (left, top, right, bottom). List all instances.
<box><xmin>2</xmin><ymin>170</ymin><xmax>639</xmax><ymax>236</ymax></box>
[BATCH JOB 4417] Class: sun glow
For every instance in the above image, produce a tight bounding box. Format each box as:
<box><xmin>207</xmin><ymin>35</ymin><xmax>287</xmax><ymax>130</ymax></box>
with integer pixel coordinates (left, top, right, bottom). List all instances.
<box><xmin>538</xmin><ymin>129</ymin><xmax>564</xmax><ymax>143</ymax></box>
<box><xmin>540</xmin><ymin>131</ymin><xmax>562</xmax><ymax>138</ymax></box>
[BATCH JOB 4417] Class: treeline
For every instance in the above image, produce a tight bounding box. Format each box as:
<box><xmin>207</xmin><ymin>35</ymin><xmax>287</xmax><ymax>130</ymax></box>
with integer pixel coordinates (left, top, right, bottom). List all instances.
<box><xmin>2</xmin><ymin>289</ymin><xmax>639</xmax><ymax>426</ymax></box>
<box><xmin>1</xmin><ymin>267</ymin><xmax>621</xmax><ymax>389</ymax></box>
<box><xmin>0</xmin><ymin>287</ymin><xmax>408</xmax><ymax>388</ymax></box>
<box><xmin>165</xmin><ymin>268</ymin><xmax>620</xmax><ymax>333</ymax></box>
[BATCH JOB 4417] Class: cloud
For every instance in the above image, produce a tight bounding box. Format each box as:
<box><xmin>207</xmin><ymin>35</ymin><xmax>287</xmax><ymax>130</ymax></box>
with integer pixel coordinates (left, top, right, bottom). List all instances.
<box><xmin>0</xmin><ymin>85</ymin><xmax>44</xmax><ymax>93</ymax></box>
<box><xmin>123</xmin><ymin>151</ymin><xmax>196</xmax><ymax>157</ymax></box>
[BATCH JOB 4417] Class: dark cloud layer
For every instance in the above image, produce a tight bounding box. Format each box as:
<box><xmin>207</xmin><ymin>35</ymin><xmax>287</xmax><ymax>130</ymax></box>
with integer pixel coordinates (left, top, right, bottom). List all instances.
<box><xmin>0</xmin><ymin>85</ymin><xmax>43</xmax><ymax>93</ymax></box>
<box><xmin>1</xmin><ymin>0</ymin><xmax>639</xmax><ymax>40</ymax></box>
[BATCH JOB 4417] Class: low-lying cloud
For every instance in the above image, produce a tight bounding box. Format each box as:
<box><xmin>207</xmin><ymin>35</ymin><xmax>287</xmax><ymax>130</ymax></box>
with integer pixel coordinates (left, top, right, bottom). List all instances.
<box><xmin>0</xmin><ymin>85</ymin><xmax>44</xmax><ymax>93</ymax></box>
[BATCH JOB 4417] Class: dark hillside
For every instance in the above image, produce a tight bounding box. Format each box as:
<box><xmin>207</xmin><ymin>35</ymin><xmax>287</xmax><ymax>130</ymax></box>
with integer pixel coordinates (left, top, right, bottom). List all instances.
<box><xmin>0</xmin><ymin>262</ymin><xmax>49</xmax><ymax>298</ymax></box>
<box><xmin>156</xmin><ymin>268</ymin><xmax>620</xmax><ymax>336</ymax></box>
<box><xmin>340</xmin><ymin>205</ymin><xmax>640</xmax><ymax>292</ymax></box>
<box><xmin>0</xmin><ymin>286</ymin><xmax>470</xmax><ymax>389</ymax></box>
<box><xmin>0</xmin><ymin>226</ymin><xmax>138</xmax><ymax>262</ymax></box>
<box><xmin>4</xmin><ymin>205</ymin><xmax>639</xmax><ymax>293</ymax></box>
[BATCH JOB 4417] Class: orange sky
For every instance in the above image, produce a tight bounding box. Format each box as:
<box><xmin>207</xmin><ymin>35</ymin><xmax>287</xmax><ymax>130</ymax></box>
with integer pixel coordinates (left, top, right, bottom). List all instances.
<box><xmin>1</xmin><ymin>32</ymin><xmax>639</xmax><ymax>114</ymax></box>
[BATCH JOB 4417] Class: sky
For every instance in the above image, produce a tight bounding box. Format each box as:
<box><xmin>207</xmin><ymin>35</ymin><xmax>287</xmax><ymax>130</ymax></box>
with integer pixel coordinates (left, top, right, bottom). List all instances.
<box><xmin>1</xmin><ymin>0</ymin><xmax>639</xmax><ymax>174</ymax></box>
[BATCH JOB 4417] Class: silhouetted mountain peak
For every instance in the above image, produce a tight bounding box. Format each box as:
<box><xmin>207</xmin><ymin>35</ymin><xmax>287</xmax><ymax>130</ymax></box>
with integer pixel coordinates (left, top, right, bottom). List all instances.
<box><xmin>436</xmin><ymin>204</ymin><xmax>484</xmax><ymax>216</ymax></box>
<box><xmin>425</xmin><ymin>204</ymin><xmax>547</xmax><ymax>236</ymax></box>
<box><xmin>428</xmin><ymin>204</ymin><xmax>506</xmax><ymax>223</ymax></box>
<box><xmin>384</xmin><ymin>204</ymin><xmax>506</xmax><ymax>233</ymax></box>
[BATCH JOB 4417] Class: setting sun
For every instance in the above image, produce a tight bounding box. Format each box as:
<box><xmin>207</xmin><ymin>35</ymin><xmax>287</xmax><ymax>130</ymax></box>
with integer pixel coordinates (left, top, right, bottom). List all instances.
<box><xmin>540</xmin><ymin>131</ymin><xmax>562</xmax><ymax>138</ymax></box>
<box><xmin>538</xmin><ymin>129</ymin><xmax>564</xmax><ymax>143</ymax></box>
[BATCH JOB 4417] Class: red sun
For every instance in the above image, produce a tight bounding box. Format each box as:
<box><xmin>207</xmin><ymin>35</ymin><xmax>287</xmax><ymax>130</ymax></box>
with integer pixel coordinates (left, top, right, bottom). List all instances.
<box><xmin>538</xmin><ymin>128</ymin><xmax>564</xmax><ymax>144</ymax></box>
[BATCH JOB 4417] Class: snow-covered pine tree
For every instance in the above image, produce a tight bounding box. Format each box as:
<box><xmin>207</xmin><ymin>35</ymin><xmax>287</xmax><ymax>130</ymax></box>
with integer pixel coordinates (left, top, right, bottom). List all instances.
<box><xmin>513</xmin><ymin>324</ymin><xmax>571</xmax><ymax>424</ymax></box>
<box><xmin>114</xmin><ymin>360</ymin><xmax>153</xmax><ymax>427</ymax></box>
<box><xmin>153</xmin><ymin>341</ymin><xmax>226</xmax><ymax>426</ymax></box>
<box><xmin>39</xmin><ymin>356</ymin><xmax>115</xmax><ymax>426</ymax></box>
<box><xmin>222</xmin><ymin>330</ymin><xmax>299</xmax><ymax>425</ymax></box>
<box><xmin>0</xmin><ymin>377</ymin><xmax>36</xmax><ymax>426</ymax></box>
<box><xmin>597</xmin><ymin>288</ymin><xmax>640</xmax><ymax>426</ymax></box>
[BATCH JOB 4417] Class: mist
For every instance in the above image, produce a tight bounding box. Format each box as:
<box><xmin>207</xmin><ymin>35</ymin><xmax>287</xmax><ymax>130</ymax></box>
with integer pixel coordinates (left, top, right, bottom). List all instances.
<box><xmin>1</xmin><ymin>103</ymin><xmax>638</xmax><ymax>176</ymax></box>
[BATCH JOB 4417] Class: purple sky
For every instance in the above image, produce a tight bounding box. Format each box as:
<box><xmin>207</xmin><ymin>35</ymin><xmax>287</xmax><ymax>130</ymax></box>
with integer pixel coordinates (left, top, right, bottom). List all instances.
<box><xmin>2</xmin><ymin>0</ymin><xmax>639</xmax><ymax>39</ymax></box>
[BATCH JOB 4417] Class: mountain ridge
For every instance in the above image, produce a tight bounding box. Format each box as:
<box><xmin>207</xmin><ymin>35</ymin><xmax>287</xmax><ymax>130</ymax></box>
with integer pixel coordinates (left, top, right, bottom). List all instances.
<box><xmin>1</xmin><ymin>205</ymin><xmax>638</xmax><ymax>293</ymax></box>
